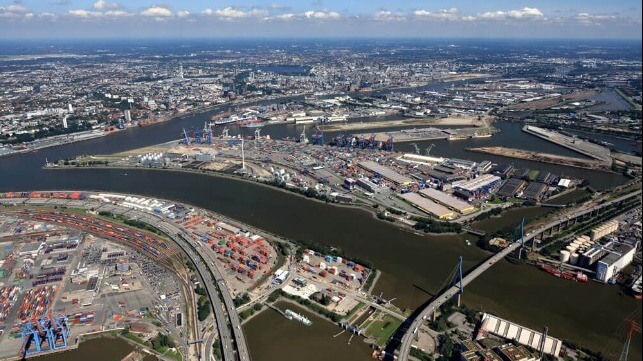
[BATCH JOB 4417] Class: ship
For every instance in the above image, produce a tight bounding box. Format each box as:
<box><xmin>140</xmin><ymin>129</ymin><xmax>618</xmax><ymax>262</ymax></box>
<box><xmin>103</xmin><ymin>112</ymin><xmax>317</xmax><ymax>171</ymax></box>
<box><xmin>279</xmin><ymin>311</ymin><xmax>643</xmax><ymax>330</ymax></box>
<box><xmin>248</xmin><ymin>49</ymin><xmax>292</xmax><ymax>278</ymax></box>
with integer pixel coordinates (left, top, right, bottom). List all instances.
<box><xmin>539</xmin><ymin>263</ymin><xmax>588</xmax><ymax>282</ymax></box>
<box><xmin>215</xmin><ymin>115</ymin><xmax>252</xmax><ymax>126</ymax></box>
<box><xmin>238</xmin><ymin>118</ymin><xmax>264</xmax><ymax>128</ymax></box>
<box><xmin>284</xmin><ymin>309</ymin><xmax>312</xmax><ymax>326</ymax></box>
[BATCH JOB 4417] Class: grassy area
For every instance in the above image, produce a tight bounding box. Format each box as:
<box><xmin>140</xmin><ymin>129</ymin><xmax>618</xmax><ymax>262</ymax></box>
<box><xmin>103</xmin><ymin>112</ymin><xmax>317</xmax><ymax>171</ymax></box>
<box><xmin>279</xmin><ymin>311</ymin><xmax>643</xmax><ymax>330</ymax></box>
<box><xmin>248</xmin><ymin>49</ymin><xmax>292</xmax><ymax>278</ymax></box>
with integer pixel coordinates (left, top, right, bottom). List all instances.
<box><xmin>364</xmin><ymin>313</ymin><xmax>402</xmax><ymax>347</ymax></box>
<box><xmin>154</xmin><ymin>346</ymin><xmax>183</xmax><ymax>361</ymax></box>
<box><xmin>121</xmin><ymin>331</ymin><xmax>147</xmax><ymax>345</ymax></box>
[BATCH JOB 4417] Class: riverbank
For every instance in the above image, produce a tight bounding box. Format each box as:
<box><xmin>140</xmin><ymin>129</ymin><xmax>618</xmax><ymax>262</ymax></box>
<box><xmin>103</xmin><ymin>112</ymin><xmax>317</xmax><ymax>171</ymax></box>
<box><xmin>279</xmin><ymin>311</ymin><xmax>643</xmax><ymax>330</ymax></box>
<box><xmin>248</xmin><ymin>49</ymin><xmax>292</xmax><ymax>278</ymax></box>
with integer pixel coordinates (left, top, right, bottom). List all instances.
<box><xmin>44</xmin><ymin>163</ymin><xmax>519</xmax><ymax>238</ymax></box>
<box><xmin>466</xmin><ymin>146</ymin><xmax>614</xmax><ymax>172</ymax></box>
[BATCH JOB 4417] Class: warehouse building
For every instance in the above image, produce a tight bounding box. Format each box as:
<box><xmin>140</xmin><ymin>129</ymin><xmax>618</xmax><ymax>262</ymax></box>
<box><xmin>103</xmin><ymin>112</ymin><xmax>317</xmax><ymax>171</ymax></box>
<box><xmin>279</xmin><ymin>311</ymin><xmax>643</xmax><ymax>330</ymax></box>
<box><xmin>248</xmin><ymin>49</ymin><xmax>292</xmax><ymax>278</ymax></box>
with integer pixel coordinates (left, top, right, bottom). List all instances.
<box><xmin>400</xmin><ymin>192</ymin><xmax>455</xmax><ymax>219</ymax></box>
<box><xmin>452</xmin><ymin>174</ymin><xmax>502</xmax><ymax>194</ymax></box>
<box><xmin>496</xmin><ymin>178</ymin><xmax>527</xmax><ymax>198</ymax></box>
<box><xmin>478</xmin><ymin>313</ymin><xmax>562</xmax><ymax>357</ymax></box>
<box><xmin>357</xmin><ymin>178</ymin><xmax>379</xmax><ymax>193</ymax></box>
<box><xmin>492</xmin><ymin>164</ymin><xmax>514</xmax><ymax>179</ymax></box>
<box><xmin>358</xmin><ymin>160</ymin><xmax>413</xmax><ymax>185</ymax></box>
<box><xmin>522</xmin><ymin>182</ymin><xmax>548</xmax><ymax>201</ymax></box>
<box><xmin>420</xmin><ymin>188</ymin><xmax>476</xmax><ymax>214</ymax></box>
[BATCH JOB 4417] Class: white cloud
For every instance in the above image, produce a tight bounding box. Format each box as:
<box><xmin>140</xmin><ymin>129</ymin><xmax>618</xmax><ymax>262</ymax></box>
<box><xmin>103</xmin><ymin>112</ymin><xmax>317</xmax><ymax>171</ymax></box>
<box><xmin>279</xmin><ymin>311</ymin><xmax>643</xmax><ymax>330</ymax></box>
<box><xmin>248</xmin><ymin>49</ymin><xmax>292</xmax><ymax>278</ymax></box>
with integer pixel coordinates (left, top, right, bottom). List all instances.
<box><xmin>93</xmin><ymin>1</ymin><xmax>120</xmax><ymax>10</ymax></box>
<box><xmin>575</xmin><ymin>12</ymin><xmax>617</xmax><ymax>25</ymax></box>
<box><xmin>140</xmin><ymin>6</ymin><xmax>173</xmax><ymax>18</ymax></box>
<box><xmin>0</xmin><ymin>4</ymin><xmax>31</xmax><ymax>18</ymax></box>
<box><xmin>203</xmin><ymin>7</ymin><xmax>269</xmax><ymax>20</ymax></box>
<box><xmin>68</xmin><ymin>9</ymin><xmax>100</xmax><ymax>18</ymax></box>
<box><xmin>68</xmin><ymin>8</ymin><xmax>130</xmax><ymax>18</ymax></box>
<box><xmin>177</xmin><ymin>10</ymin><xmax>190</xmax><ymax>18</ymax></box>
<box><xmin>413</xmin><ymin>8</ymin><xmax>460</xmax><ymax>21</ymax></box>
<box><xmin>479</xmin><ymin>7</ymin><xmax>544</xmax><ymax>20</ymax></box>
<box><xmin>304</xmin><ymin>10</ymin><xmax>340</xmax><ymax>20</ymax></box>
<box><xmin>374</xmin><ymin>10</ymin><xmax>406</xmax><ymax>22</ymax></box>
<box><xmin>271</xmin><ymin>13</ymin><xmax>296</xmax><ymax>21</ymax></box>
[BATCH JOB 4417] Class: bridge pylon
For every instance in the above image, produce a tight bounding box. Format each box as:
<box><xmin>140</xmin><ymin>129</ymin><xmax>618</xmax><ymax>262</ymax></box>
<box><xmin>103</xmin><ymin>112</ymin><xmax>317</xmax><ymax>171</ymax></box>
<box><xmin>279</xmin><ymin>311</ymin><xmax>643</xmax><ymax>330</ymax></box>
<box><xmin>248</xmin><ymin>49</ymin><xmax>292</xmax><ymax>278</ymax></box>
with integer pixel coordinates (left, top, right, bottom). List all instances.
<box><xmin>455</xmin><ymin>256</ymin><xmax>463</xmax><ymax>307</ymax></box>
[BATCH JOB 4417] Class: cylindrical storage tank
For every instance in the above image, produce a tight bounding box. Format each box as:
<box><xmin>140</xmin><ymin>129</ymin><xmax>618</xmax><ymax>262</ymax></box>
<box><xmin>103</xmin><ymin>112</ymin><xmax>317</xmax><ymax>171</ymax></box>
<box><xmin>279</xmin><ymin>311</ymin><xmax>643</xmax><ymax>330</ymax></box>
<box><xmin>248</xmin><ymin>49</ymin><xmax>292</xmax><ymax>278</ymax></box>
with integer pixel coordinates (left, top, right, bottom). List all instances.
<box><xmin>566</xmin><ymin>245</ymin><xmax>577</xmax><ymax>253</ymax></box>
<box><xmin>570</xmin><ymin>253</ymin><xmax>580</xmax><ymax>265</ymax></box>
<box><xmin>560</xmin><ymin>250</ymin><xmax>571</xmax><ymax>263</ymax></box>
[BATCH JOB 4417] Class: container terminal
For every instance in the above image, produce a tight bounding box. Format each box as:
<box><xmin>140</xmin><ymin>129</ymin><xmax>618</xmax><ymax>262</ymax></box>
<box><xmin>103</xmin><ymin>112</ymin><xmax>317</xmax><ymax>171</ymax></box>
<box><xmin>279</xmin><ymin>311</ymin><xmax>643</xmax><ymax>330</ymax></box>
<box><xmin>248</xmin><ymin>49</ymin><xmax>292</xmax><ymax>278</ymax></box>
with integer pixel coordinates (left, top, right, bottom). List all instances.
<box><xmin>50</xmin><ymin>126</ymin><xmax>591</xmax><ymax>226</ymax></box>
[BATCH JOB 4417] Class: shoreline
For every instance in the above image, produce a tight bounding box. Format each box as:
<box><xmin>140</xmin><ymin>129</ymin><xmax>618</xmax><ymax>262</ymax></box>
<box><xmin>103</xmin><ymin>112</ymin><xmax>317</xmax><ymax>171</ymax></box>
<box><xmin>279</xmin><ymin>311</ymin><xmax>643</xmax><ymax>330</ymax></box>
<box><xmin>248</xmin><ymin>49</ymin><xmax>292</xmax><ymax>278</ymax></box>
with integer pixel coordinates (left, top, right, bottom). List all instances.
<box><xmin>43</xmin><ymin>163</ymin><xmax>483</xmax><ymax>238</ymax></box>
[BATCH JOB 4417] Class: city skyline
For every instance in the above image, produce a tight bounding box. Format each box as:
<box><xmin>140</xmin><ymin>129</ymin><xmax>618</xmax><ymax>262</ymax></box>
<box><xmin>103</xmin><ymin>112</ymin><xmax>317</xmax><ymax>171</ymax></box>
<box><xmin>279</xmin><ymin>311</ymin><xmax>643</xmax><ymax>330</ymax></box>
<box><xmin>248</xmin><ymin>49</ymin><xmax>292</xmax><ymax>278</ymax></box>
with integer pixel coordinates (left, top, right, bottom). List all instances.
<box><xmin>0</xmin><ymin>0</ymin><xmax>641</xmax><ymax>39</ymax></box>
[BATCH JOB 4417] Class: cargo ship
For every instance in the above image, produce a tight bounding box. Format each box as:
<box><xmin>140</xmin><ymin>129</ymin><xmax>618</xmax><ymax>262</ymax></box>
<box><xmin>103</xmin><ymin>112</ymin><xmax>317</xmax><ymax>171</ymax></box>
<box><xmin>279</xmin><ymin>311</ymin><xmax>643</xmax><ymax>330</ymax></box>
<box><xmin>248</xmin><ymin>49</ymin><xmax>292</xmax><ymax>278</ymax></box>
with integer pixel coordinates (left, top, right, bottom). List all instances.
<box><xmin>284</xmin><ymin>309</ymin><xmax>312</xmax><ymax>326</ymax></box>
<box><xmin>539</xmin><ymin>263</ymin><xmax>588</xmax><ymax>282</ymax></box>
<box><xmin>238</xmin><ymin>118</ymin><xmax>264</xmax><ymax>128</ymax></box>
<box><xmin>215</xmin><ymin>115</ymin><xmax>251</xmax><ymax>126</ymax></box>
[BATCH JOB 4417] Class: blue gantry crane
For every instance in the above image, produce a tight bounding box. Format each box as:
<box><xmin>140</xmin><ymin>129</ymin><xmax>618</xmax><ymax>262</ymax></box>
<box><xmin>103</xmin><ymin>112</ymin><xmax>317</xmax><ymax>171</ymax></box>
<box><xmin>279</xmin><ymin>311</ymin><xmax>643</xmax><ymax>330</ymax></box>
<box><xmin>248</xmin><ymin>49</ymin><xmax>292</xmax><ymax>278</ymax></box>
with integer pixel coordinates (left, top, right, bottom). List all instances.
<box><xmin>20</xmin><ymin>313</ymin><xmax>71</xmax><ymax>357</ymax></box>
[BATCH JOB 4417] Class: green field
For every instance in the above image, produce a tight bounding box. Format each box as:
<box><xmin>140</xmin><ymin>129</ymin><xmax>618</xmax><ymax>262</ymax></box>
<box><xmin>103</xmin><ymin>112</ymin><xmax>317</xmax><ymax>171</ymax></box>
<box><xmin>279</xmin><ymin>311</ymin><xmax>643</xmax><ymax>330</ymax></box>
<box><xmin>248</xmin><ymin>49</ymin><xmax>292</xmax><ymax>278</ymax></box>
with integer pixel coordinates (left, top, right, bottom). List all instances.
<box><xmin>364</xmin><ymin>313</ymin><xmax>402</xmax><ymax>347</ymax></box>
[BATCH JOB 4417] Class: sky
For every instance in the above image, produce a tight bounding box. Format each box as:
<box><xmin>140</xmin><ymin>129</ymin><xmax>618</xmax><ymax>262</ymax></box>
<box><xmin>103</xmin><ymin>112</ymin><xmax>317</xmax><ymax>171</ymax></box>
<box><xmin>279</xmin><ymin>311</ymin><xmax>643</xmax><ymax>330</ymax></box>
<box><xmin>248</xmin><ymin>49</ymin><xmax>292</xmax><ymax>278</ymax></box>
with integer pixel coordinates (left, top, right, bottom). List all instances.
<box><xmin>0</xmin><ymin>0</ymin><xmax>641</xmax><ymax>39</ymax></box>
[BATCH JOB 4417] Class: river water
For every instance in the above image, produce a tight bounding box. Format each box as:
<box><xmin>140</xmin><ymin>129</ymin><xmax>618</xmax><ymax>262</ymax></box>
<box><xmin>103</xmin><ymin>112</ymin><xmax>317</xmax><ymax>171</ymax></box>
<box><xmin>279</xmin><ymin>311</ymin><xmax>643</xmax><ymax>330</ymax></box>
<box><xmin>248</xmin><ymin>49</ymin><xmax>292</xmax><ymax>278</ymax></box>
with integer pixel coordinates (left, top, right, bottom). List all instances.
<box><xmin>0</xmin><ymin>94</ymin><xmax>638</xmax><ymax>359</ymax></box>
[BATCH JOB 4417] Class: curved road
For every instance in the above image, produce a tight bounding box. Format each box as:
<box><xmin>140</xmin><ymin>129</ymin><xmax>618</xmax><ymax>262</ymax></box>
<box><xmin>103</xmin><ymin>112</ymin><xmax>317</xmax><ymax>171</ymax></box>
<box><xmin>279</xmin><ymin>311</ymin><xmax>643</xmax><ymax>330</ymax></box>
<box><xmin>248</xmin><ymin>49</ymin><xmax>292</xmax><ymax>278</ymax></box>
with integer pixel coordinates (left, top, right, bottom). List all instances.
<box><xmin>1</xmin><ymin>196</ymin><xmax>251</xmax><ymax>361</ymax></box>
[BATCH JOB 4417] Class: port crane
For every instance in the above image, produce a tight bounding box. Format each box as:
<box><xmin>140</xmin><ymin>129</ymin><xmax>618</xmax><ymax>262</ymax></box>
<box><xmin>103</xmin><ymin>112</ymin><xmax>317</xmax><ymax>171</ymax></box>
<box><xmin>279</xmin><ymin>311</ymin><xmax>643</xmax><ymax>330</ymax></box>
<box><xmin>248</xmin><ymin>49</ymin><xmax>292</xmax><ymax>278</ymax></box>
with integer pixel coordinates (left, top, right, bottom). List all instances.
<box><xmin>299</xmin><ymin>125</ymin><xmax>309</xmax><ymax>144</ymax></box>
<box><xmin>411</xmin><ymin>143</ymin><xmax>421</xmax><ymax>155</ymax></box>
<box><xmin>425</xmin><ymin>144</ymin><xmax>436</xmax><ymax>156</ymax></box>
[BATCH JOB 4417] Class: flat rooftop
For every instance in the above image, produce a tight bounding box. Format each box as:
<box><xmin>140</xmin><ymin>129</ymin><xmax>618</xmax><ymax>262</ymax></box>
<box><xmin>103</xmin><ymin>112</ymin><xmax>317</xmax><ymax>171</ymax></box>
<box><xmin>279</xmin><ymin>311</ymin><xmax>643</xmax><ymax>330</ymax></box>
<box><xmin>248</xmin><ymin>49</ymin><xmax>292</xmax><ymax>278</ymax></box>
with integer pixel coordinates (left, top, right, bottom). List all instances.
<box><xmin>358</xmin><ymin>160</ymin><xmax>413</xmax><ymax>185</ymax></box>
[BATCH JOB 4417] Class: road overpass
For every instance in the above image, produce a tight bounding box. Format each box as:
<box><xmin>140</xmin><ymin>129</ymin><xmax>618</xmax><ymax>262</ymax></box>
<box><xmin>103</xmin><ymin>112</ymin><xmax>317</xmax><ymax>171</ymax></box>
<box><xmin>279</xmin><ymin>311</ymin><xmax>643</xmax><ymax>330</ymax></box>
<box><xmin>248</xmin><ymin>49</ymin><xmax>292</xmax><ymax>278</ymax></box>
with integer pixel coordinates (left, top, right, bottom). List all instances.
<box><xmin>1</xmin><ymin>196</ymin><xmax>251</xmax><ymax>361</ymax></box>
<box><xmin>397</xmin><ymin>190</ymin><xmax>641</xmax><ymax>361</ymax></box>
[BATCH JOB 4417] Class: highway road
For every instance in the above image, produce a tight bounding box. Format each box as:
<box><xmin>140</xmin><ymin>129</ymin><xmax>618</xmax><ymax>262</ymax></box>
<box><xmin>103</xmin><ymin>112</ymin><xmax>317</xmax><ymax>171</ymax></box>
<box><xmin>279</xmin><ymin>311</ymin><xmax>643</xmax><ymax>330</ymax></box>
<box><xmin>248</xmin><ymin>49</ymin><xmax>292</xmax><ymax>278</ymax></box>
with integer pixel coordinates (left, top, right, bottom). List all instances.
<box><xmin>397</xmin><ymin>190</ymin><xmax>641</xmax><ymax>361</ymax></box>
<box><xmin>2</xmin><ymin>197</ymin><xmax>251</xmax><ymax>361</ymax></box>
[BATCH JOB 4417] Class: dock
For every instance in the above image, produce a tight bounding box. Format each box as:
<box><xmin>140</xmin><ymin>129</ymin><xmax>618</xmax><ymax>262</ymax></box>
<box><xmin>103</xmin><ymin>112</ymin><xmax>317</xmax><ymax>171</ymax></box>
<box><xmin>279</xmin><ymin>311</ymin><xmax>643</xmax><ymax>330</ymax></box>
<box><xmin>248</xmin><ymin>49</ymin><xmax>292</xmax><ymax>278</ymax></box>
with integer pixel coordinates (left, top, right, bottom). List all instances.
<box><xmin>356</xmin><ymin>126</ymin><xmax>495</xmax><ymax>143</ymax></box>
<box><xmin>466</xmin><ymin>146</ymin><xmax>612</xmax><ymax>171</ymax></box>
<box><xmin>522</xmin><ymin>125</ymin><xmax>612</xmax><ymax>163</ymax></box>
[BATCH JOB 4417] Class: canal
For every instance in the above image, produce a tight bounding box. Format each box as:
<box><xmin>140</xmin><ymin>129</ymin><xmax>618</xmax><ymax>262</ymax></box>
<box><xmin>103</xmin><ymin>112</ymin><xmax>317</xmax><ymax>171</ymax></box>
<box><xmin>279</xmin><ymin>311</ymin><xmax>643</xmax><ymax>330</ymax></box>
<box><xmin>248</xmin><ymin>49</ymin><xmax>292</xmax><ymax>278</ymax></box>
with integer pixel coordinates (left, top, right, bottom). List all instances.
<box><xmin>0</xmin><ymin>100</ymin><xmax>638</xmax><ymax>359</ymax></box>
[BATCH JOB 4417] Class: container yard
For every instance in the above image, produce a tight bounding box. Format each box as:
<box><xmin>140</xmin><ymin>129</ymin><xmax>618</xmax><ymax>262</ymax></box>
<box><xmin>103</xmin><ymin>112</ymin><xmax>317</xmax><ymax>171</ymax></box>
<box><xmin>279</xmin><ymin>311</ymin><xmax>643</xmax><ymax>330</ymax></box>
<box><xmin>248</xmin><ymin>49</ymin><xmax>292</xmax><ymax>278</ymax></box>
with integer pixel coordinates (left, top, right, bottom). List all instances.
<box><xmin>298</xmin><ymin>249</ymin><xmax>372</xmax><ymax>292</ymax></box>
<box><xmin>49</xmin><ymin>128</ymin><xmax>586</xmax><ymax>226</ymax></box>
<box><xmin>0</xmin><ymin>204</ymin><xmax>191</xmax><ymax>360</ymax></box>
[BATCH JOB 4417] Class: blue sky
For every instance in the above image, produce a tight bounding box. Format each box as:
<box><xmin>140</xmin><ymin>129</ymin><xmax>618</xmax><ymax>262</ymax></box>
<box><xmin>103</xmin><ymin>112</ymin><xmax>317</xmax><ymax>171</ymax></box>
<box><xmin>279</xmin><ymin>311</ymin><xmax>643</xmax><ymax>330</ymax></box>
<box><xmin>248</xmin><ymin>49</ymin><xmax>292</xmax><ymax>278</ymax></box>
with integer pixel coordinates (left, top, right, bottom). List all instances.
<box><xmin>1</xmin><ymin>0</ymin><xmax>641</xmax><ymax>39</ymax></box>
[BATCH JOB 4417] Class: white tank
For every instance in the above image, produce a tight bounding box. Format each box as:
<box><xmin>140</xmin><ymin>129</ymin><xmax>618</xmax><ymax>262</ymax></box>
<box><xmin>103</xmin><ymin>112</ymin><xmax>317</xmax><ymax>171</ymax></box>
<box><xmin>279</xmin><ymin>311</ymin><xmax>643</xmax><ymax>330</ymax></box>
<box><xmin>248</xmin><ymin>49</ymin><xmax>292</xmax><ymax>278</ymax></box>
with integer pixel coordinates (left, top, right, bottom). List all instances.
<box><xmin>560</xmin><ymin>250</ymin><xmax>571</xmax><ymax>263</ymax></box>
<box><xmin>566</xmin><ymin>245</ymin><xmax>578</xmax><ymax>253</ymax></box>
<box><xmin>570</xmin><ymin>253</ymin><xmax>580</xmax><ymax>265</ymax></box>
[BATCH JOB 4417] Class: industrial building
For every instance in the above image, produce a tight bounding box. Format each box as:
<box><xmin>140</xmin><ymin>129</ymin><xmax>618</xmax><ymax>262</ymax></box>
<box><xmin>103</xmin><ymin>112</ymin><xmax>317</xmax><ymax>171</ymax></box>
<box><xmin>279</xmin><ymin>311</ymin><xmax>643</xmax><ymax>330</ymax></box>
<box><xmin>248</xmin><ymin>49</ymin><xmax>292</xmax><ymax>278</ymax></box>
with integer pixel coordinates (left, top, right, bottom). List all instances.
<box><xmin>579</xmin><ymin>244</ymin><xmax>609</xmax><ymax>268</ymax></box>
<box><xmin>478</xmin><ymin>313</ymin><xmax>562</xmax><ymax>357</ymax></box>
<box><xmin>492</xmin><ymin>164</ymin><xmax>514</xmax><ymax>179</ymax></box>
<box><xmin>590</xmin><ymin>220</ymin><xmax>619</xmax><ymax>241</ymax></box>
<box><xmin>496</xmin><ymin>178</ymin><xmax>527</xmax><ymax>198</ymax></box>
<box><xmin>452</xmin><ymin>174</ymin><xmax>502</xmax><ymax>194</ymax></box>
<box><xmin>595</xmin><ymin>244</ymin><xmax>636</xmax><ymax>283</ymax></box>
<box><xmin>420</xmin><ymin>188</ymin><xmax>475</xmax><ymax>214</ymax></box>
<box><xmin>356</xmin><ymin>178</ymin><xmax>379</xmax><ymax>193</ymax></box>
<box><xmin>522</xmin><ymin>182</ymin><xmax>548</xmax><ymax>201</ymax></box>
<box><xmin>399</xmin><ymin>192</ymin><xmax>455</xmax><ymax>219</ymax></box>
<box><xmin>357</xmin><ymin>160</ymin><xmax>413</xmax><ymax>185</ymax></box>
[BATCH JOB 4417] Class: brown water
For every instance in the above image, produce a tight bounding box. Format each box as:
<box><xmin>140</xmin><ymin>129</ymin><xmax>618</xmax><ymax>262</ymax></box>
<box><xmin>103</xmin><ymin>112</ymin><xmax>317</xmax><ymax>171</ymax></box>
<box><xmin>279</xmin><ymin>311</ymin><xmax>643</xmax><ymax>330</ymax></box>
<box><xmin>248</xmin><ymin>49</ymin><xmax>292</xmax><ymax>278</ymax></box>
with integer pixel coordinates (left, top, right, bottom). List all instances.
<box><xmin>37</xmin><ymin>336</ymin><xmax>140</xmax><ymax>361</ymax></box>
<box><xmin>244</xmin><ymin>301</ymin><xmax>374</xmax><ymax>361</ymax></box>
<box><xmin>471</xmin><ymin>206</ymin><xmax>554</xmax><ymax>234</ymax></box>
